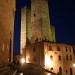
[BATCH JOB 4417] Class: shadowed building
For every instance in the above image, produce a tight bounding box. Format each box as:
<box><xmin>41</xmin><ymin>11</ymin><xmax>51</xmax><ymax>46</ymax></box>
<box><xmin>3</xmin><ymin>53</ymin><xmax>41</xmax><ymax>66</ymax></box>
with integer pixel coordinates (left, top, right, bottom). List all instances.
<box><xmin>0</xmin><ymin>0</ymin><xmax>16</xmax><ymax>65</ymax></box>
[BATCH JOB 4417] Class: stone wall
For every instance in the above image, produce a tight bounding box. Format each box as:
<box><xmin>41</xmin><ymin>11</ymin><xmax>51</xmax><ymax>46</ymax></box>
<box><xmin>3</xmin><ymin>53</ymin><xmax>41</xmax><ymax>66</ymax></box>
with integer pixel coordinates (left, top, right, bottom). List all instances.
<box><xmin>26</xmin><ymin>42</ymin><xmax>75</xmax><ymax>75</ymax></box>
<box><xmin>0</xmin><ymin>0</ymin><xmax>16</xmax><ymax>64</ymax></box>
<box><xmin>31</xmin><ymin>0</ymin><xmax>52</xmax><ymax>43</ymax></box>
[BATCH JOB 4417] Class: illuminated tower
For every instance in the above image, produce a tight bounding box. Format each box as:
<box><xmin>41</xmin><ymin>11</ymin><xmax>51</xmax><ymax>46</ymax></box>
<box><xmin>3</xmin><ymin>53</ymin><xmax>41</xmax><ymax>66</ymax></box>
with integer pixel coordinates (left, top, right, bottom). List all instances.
<box><xmin>31</xmin><ymin>0</ymin><xmax>52</xmax><ymax>43</ymax></box>
<box><xmin>20</xmin><ymin>7</ymin><xmax>31</xmax><ymax>55</ymax></box>
<box><xmin>20</xmin><ymin>0</ymin><xmax>56</xmax><ymax>55</ymax></box>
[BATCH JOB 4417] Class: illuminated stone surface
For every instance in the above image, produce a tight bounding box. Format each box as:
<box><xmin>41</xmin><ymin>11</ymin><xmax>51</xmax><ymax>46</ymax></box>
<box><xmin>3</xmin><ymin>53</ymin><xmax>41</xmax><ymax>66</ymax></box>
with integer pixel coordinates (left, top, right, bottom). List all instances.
<box><xmin>0</xmin><ymin>0</ymin><xmax>16</xmax><ymax>64</ymax></box>
<box><xmin>26</xmin><ymin>42</ymin><xmax>75</xmax><ymax>75</ymax></box>
<box><xmin>31</xmin><ymin>0</ymin><xmax>52</xmax><ymax>43</ymax></box>
<box><xmin>20</xmin><ymin>0</ymin><xmax>56</xmax><ymax>54</ymax></box>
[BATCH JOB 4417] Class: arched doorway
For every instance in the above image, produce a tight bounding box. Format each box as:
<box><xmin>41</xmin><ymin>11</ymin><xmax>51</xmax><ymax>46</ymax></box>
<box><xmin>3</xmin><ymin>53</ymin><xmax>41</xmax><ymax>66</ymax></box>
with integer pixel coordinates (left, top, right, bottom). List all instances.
<box><xmin>59</xmin><ymin>67</ymin><xmax>62</xmax><ymax>75</ymax></box>
<box><xmin>70</xmin><ymin>68</ymin><xmax>73</xmax><ymax>75</ymax></box>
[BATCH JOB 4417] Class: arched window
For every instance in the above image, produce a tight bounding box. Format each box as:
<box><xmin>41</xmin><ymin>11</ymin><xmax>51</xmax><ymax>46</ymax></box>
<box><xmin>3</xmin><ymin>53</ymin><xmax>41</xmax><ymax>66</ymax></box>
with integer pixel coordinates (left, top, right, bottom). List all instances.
<box><xmin>59</xmin><ymin>55</ymin><xmax>61</xmax><ymax>60</ymax></box>
<box><xmin>59</xmin><ymin>67</ymin><xmax>62</xmax><ymax>75</ymax></box>
<box><xmin>70</xmin><ymin>68</ymin><xmax>73</xmax><ymax>75</ymax></box>
<box><xmin>50</xmin><ymin>55</ymin><xmax>53</xmax><ymax>61</ymax></box>
<box><xmin>66</xmin><ymin>55</ymin><xmax>68</xmax><ymax>60</ymax></box>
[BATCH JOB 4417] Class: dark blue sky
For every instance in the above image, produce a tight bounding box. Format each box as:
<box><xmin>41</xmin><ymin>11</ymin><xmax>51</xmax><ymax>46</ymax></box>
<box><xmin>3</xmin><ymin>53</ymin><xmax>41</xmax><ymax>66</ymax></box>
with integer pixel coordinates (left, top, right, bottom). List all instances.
<box><xmin>14</xmin><ymin>0</ymin><xmax>75</xmax><ymax>55</ymax></box>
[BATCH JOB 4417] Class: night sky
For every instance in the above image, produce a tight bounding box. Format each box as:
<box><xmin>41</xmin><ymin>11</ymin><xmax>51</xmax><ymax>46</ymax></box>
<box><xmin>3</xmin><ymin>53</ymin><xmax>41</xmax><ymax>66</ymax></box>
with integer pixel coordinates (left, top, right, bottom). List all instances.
<box><xmin>14</xmin><ymin>0</ymin><xmax>75</xmax><ymax>55</ymax></box>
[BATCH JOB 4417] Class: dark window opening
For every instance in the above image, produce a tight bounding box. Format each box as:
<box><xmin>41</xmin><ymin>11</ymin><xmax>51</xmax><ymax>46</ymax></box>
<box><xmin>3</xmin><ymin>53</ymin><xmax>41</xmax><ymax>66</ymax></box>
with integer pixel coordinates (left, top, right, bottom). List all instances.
<box><xmin>57</xmin><ymin>46</ymin><xmax>60</xmax><ymax>51</ymax></box>
<box><xmin>69</xmin><ymin>47</ymin><xmax>71</xmax><ymax>52</ymax></box>
<box><xmin>59</xmin><ymin>55</ymin><xmax>61</xmax><ymax>60</ymax></box>
<box><xmin>66</xmin><ymin>47</ymin><xmax>68</xmax><ymax>52</ymax></box>
<box><xmin>70</xmin><ymin>68</ymin><xmax>73</xmax><ymax>75</ymax></box>
<box><xmin>66</xmin><ymin>55</ymin><xmax>68</xmax><ymax>60</ymax></box>
<box><xmin>50</xmin><ymin>55</ymin><xmax>53</xmax><ymax>61</ymax></box>
<box><xmin>66</xmin><ymin>70</ymin><xmax>68</xmax><ymax>74</ymax></box>
<box><xmin>34</xmin><ymin>14</ymin><xmax>35</xmax><ymax>17</ymax></box>
<box><xmin>49</xmin><ymin>46</ymin><xmax>52</xmax><ymax>51</ymax></box>
<box><xmin>59</xmin><ymin>67</ymin><xmax>62</xmax><ymax>75</ymax></box>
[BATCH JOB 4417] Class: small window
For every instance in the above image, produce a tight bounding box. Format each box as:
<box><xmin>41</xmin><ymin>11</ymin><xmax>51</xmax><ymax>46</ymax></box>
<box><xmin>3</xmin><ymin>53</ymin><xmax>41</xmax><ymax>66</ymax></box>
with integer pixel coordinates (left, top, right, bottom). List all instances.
<box><xmin>66</xmin><ymin>55</ymin><xmax>68</xmax><ymax>60</ymax></box>
<box><xmin>69</xmin><ymin>47</ymin><xmax>71</xmax><ymax>52</ymax></box>
<box><xmin>34</xmin><ymin>14</ymin><xmax>35</xmax><ymax>17</ymax></box>
<box><xmin>70</xmin><ymin>68</ymin><xmax>73</xmax><ymax>75</ymax></box>
<box><xmin>49</xmin><ymin>45</ymin><xmax>52</xmax><ymax>51</ymax></box>
<box><xmin>66</xmin><ymin>47</ymin><xmax>68</xmax><ymax>52</ymax></box>
<box><xmin>50</xmin><ymin>55</ymin><xmax>53</xmax><ymax>61</ymax></box>
<box><xmin>57</xmin><ymin>46</ymin><xmax>60</xmax><ymax>51</ymax></box>
<box><xmin>66</xmin><ymin>70</ymin><xmax>68</xmax><ymax>74</ymax></box>
<box><xmin>59</xmin><ymin>67</ymin><xmax>62</xmax><ymax>75</ymax></box>
<box><xmin>59</xmin><ymin>55</ymin><xmax>61</xmax><ymax>60</ymax></box>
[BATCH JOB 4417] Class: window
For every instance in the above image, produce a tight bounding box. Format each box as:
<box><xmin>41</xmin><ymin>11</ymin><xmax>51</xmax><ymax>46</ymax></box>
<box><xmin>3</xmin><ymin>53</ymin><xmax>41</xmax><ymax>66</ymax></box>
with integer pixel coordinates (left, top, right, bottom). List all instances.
<box><xmin>66</xmin><ymin>47</ymin><xmax>68</xmax><ymax>52</ymax></box>
<box><xmin>66</xmin><ymin>70</ymin><xmax>68</xmax><ymax>74</ymax></box>
<box><xmin>50</xmin><ymin>55</ymin><xmax>53</xmax><ymax>61</ymax></box>
<box><xmin>49</xmin><ymin>45</ymin><xmax>52</xmax><ymax>51</ymax></box>
<box><xmin>34</xmin><ymin>14</ymin><xmax>35</xmax><ymax>17</ymax></box>
<box><xmin>69</xmin><ymin>47</ymin><xmax>71</xmax><ymax>52</ymax></box>
<box><xmin>59</xmin><ymin>67</ymin><xmax>62</xmax><ymax>75</ymax></box>
<box><xmin>57</xmin><ymin>46</ymin><xmax>60</xmax><ymax>51</ymax></box>
<box><xmin>70</xmin><ymin>68</ymin><xmax>73</xmax><ymax>75</ymax></box>
<box><xmin>59</xmin><ymin>55</ymin><xmax>61</xmax><ymax>60</ymax></box>
<box><xmin>66</xmin><ymin>55</ymin><xmax>68</xmax><ymax>60</ymax></box>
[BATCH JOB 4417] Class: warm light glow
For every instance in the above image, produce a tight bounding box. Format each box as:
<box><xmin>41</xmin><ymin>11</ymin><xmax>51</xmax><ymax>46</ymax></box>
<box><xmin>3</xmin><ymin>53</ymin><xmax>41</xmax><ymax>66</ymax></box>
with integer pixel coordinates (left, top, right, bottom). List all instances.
<box><xmin>20</xmin><ymin>57</ymin><xmax>25</xmax><ymax>64</ymax></box>
<box><xmin>45</xmin><ymin>54</ymin><xmax>53</xmax><ymax>70</ymax></box>
<box><xmin>20</xmin><ymin>73</ymin><xmax>23</xmax><ymax>75</ymax></box>
<box><xmin>73</xmin><ymin>64</ymin><xmax>75</xmax><ymax>67</ymax></box>
<box><xmin>26</xmin><ymin>55</ymin><xmax>29</xmax><ymax>63</ymax></box>
<box><xmin>47</xmin><ymin>73</ymin><xmax>51</xmax><ymax>75</ymax></box>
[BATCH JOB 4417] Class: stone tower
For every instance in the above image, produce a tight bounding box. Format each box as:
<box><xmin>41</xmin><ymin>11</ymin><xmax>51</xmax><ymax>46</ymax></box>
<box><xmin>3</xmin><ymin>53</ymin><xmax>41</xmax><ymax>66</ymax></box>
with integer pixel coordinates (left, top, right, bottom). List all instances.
<box><xmin>31</xmin><ymin>0</ymin><xmax>52</xmax><ymax>43</ymax></box>
<box><xmin>21</xmin><ymin>7</ymin><xmax>31</xmax><ymax>55</ymax></box>
<box><xmin>20</xmin><ymin>0</ymin><xmax>56</xmax><ymax>55</ymax></box>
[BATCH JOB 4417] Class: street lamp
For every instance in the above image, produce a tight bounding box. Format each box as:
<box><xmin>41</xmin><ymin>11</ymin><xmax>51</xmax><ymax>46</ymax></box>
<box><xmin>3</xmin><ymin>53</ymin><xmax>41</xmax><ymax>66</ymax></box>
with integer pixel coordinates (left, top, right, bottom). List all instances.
<box><xmin>73</xmin><ymin>63</ymin><xmax>75</xmax><ymax>67</ymax></box>
<box><xmin>20</xmin><ymin>57</ymin><xmax>25</xmax><ymax>65</ymax></box>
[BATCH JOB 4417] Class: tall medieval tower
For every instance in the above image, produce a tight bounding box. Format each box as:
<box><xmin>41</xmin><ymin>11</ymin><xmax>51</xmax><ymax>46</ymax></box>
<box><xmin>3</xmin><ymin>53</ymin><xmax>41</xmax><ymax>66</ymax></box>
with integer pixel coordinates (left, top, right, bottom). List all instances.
<box><xmin>20</xmin><ymin>0</ymin><xmax>56</xmax><ymax>55</ymax></box>
<box><xmin>31</xmin><ymin>0</ymin><xmax>52</xmax><ymax>43</ymax></box>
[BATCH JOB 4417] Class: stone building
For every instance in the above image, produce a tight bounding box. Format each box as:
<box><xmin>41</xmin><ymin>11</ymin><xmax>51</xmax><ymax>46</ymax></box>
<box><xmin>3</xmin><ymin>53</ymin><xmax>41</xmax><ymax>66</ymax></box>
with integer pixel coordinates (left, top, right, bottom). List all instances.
<box><xmin>20</xmin><ymin>0</ymin><xmax>75</xmax><ymax>75</ymax></box>
<box><xmin>20</xmin><ymin>7</ymin><xmax>31</xmax><ymax>55</ymax></box>
<box><xmin>0</xmin><ymin>0</ymin><xmax>16</xmax><ymax>65</ymax></box>
<box><xmin>25</xmin><ymin>42</ymin><xmax>75</xmax><ymax>75</ymax></box>
<box><xmin>31</xmin><ymin>0</ymin><xmax>52</xmax><ymax>43</ymax></box>
<box><xmin>20</xmin><ymin>0</ymin><xmax>55</xmax><ymax>55</ymax></box>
